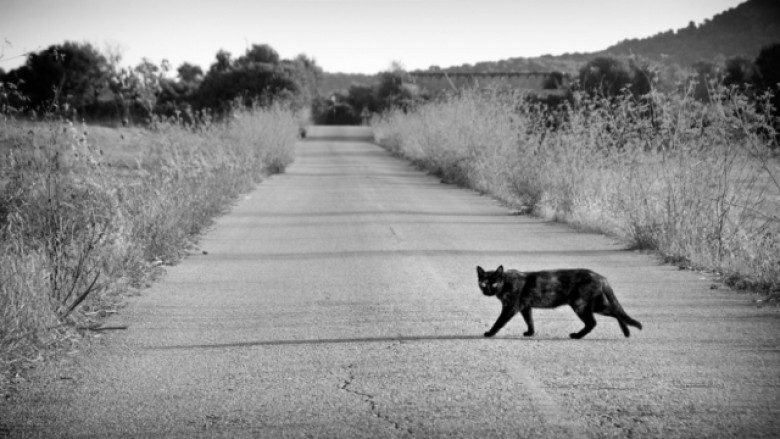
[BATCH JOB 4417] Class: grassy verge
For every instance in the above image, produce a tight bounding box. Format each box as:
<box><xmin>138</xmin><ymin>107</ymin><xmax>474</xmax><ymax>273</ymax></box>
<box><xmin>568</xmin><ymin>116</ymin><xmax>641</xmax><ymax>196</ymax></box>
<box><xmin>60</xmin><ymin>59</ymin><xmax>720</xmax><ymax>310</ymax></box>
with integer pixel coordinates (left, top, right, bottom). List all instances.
<box><xmin>373</xmin><ymin>88</ymin><xmax>780</xmax><ymax>296</ymax></box>
<box><xmin>0</xmin><ymin>107</ymin><xmax>298</xmax><ymax>370</ymax></box>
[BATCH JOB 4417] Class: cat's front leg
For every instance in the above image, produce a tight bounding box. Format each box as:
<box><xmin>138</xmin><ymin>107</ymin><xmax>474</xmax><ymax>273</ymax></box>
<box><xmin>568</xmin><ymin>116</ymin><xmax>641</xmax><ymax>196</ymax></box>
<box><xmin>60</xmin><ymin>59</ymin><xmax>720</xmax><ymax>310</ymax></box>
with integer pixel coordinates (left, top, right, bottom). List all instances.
<box><xmin>520</xmin><ymin>308</ymin><xmax>535</xmax><ymax>336</ymax></box>
<box><xmin>484</xmin><ymin>305</ymin><xmax>516</xmax><ymax>337</ymax></box>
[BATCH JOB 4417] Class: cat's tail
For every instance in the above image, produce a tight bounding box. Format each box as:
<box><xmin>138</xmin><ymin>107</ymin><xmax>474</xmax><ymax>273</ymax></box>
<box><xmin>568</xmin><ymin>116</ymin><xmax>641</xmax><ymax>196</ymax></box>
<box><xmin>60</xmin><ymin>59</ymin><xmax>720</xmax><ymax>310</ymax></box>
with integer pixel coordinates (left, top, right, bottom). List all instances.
<box><xmin>603</xmin><ymin>284</ymin><xmax>642</xmax><ymax>337</ymax></box>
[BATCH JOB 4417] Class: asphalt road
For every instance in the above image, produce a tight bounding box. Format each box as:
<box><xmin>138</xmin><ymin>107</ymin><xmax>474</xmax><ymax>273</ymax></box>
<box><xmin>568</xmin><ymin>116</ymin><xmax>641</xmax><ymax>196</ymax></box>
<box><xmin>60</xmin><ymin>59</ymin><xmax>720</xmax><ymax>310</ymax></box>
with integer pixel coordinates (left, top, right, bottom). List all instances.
<box><xmin>4</xmin><ymin>126</ymin><xmax>780</xmax><ymax>438</ymax></box>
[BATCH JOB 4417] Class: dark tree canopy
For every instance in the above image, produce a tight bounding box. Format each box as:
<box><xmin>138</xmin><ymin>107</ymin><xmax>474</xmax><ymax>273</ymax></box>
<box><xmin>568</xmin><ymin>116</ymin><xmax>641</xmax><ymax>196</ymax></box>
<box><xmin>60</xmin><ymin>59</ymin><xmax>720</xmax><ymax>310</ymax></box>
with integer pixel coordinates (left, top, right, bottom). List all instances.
<box><xmin>210</xmin><ymin>50</ymin><xmax>232</xmax><ymax>74</ymax></box>
<box><xmin>626</xmin><ymin>59</ymin><xmax>654</xmax><ymax>96</ymax></box>
<box><xmin>16</xmin><ymin>41</ymin><xmax>107</xmax><ymax>112</ymax></box>
<box><xmin>723</xmin><ymin>56</ymin><xmax>755</xmax><ymax>88</ymax></box>
<box><xmin>0</xmin><ymin>41</ymin><xmax>322</xmax><ymax>122</ymax></box>
<box><xmin>375</xmin><ymin>71</ymin><xmax>418</xmax><ymax>111</ymax></box>
<box><xmin>236</xmin><ymin>44</ymin><xmax>280</xmax><ymax>67</ymax></box>
<box><xmin>753</xmin><ymin>43</ymin><xmax>780</xmax><ymax>114</ymax></box>
<box><xmin>754</xmin><ymin>43</ymin><xmax>780</xmax><ymax>91</ymax></box>
<box><xmin>177</xmin><ymin>63</ymin><xmax>203</xmax><ymax>83</ymax></box>
<box><xmin>542</xmin><ymin>71</ymin><xmax>565</xmax><ymax>90</ymax></box>
<box><xmin>578</xmin><ymin>57</ymin><xmax>632</xmax><ymax>97</ymax></box>
<box><xmin>194</xmin><ymin>44</ymin><xmax>321</xmax><ymax>114</ymax></box>
<box><xmin>578</xmin><ymin>57</ymin><xmax>654</xmax><ymax>98</ymax></box>
<box><xmin>345</xmin><ymin>83</ymin><xmax>380</xmax><ymax>115</ymax></box>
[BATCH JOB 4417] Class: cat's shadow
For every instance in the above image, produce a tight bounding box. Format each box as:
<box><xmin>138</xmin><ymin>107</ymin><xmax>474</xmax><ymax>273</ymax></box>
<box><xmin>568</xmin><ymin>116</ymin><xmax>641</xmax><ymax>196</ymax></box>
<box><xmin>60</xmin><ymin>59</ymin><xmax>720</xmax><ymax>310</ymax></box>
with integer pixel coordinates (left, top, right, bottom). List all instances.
<box><xmin>148</xmin><ymin>334</ymin><xmax>613</xmax><ymax>351</ymax></box>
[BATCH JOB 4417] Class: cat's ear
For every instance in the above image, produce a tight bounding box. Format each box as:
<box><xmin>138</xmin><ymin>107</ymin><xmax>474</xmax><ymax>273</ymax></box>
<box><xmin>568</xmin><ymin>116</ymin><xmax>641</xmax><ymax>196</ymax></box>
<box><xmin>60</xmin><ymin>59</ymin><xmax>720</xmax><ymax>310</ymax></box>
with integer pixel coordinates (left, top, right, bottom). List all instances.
<box><xmin>476</xmin><ymin>266</ymin><xmax>485</xmax><ymax>278</ymax></box>
<box><xmin>496</xmin><ymin>265</ymin><xmax>504</xmax><ymax>275</ymax></box>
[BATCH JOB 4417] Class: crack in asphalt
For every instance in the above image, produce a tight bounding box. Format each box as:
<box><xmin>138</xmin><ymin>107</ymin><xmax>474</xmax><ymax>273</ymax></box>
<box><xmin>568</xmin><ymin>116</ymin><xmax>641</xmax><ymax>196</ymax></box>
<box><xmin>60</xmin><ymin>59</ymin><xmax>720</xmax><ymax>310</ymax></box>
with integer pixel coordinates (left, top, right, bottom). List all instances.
<box><xmin>339</xmin><ymin>364</ymin><xmax>413</xmax><ymax>436</ymax></box>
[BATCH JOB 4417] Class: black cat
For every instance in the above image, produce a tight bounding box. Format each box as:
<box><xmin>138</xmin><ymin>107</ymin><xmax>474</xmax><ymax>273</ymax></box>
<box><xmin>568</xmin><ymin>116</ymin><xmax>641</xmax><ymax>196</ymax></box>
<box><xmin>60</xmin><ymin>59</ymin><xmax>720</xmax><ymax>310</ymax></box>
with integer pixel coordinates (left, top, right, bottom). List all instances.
<box><xmin>477</xmin><ymin>265</ymin><xmax>642</xmax><ymax>339</ymax></box>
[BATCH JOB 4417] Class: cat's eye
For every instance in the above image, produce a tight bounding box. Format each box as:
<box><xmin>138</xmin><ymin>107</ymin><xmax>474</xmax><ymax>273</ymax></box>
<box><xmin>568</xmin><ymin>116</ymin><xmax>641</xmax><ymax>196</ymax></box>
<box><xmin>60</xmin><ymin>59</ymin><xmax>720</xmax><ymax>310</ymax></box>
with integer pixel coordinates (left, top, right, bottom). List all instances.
<box><xmin>491</xmin><ymin>283</ymin><xmax>498</xmax><ymax>288</ymax></box>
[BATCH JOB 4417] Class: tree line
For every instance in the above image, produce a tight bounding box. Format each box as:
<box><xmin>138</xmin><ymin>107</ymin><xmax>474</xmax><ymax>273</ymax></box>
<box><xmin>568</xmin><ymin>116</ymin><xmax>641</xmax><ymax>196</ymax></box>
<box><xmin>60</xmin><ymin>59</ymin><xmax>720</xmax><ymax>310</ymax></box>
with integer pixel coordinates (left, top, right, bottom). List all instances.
<box><xmin>310</xmin><ymin>41</ymin><xmax>780</xmax><ymax>127</ymax></box>
<box><xmin>575</xmin><ymin>43</ymin><xmax>780</xmax><ymax>118</ymax></box>
<box><xmin>0</xmin><ymin>41</ymin><xmax>322</xmax><ymax>124</ymax></box>
<box><xmin>1</xmin><ymin>40</ymin><xmax>778</xmax><ymax>126</ymax></box>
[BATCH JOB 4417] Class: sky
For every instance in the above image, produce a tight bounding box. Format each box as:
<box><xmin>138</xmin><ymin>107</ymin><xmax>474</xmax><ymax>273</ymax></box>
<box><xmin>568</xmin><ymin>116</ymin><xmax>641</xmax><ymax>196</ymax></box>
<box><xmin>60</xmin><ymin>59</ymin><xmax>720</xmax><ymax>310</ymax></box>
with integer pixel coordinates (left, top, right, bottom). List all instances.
<box><xmin>0</xmin><ymin>0</ymin><xmax>746</xmax><ymax>75</ymax></box>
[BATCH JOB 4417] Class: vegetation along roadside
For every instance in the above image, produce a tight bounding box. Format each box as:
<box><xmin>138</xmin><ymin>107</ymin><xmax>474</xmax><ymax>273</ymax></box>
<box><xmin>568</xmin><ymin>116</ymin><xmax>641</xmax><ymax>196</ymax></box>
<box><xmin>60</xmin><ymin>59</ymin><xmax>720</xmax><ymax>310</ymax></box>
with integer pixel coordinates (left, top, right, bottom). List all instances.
<box><xmin>0</xmin><ymin>107</ymin><xmax>299</xmax><ymax>381</ymax></box>
<box><xmin>0</xmin><ymin>42</ymin><xmax>312</xmax><ymax>385</ymax></box>
<box><xmin>373</xmin><ymin>75</ymin><xmax>779</xmax><ymax>303</ymax></box>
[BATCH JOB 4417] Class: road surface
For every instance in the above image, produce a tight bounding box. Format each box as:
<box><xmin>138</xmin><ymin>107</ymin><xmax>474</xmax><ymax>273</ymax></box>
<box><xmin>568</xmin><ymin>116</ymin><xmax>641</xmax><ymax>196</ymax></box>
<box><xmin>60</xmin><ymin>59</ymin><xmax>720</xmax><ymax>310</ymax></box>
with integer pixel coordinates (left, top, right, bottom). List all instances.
<box><xmin>4</xmin><ymin>126</ymin><xmax>780</xmax><ymax>438</ymax></box>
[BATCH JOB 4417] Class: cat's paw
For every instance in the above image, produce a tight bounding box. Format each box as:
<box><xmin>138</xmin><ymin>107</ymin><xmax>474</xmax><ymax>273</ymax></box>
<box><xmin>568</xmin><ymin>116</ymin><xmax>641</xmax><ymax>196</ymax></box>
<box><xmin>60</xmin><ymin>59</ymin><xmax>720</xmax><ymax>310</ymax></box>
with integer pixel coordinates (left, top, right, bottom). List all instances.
<box><xmin>569</xmin><ymin>332</ymin><xmax>584</xmax><ymax>339</ymax></box>
<box><xmin>523</xmin><ymin>330</ymin><xmax>535</xmax><ymax>337</ymax></box>
<box><xmin>483</xmin><ymin>331</ymin><xmax>496</xmax><ymax>337</ymax></box>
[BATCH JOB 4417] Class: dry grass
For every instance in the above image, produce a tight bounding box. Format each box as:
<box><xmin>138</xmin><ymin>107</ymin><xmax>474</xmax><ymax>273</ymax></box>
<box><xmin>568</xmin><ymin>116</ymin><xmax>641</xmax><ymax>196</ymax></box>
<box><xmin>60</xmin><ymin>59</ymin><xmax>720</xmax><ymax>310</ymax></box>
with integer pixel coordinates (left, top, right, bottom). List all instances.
<box><xmin>0</xmin><ymin>107</ymin><xmax>299</xmax><ymax>368</ymax></box>
<box><xmin>374</xmin><ymin>87</ymin><xmax>780</xmax><ymax>296</ymax></box>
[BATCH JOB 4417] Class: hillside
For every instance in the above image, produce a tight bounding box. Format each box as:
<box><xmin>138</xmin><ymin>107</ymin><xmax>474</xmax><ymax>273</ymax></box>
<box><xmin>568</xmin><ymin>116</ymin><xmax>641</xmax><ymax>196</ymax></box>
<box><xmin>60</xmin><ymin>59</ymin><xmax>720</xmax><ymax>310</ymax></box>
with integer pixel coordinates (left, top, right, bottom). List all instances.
<box><xmin>601</xmin><ymin>0</ymin><xmax>780</xmax><ymax>65</ymax></box>
<box><xmin>408</xmin><ymin>0</ymin><xmax>779</xmax><ymax>76</ymax></box>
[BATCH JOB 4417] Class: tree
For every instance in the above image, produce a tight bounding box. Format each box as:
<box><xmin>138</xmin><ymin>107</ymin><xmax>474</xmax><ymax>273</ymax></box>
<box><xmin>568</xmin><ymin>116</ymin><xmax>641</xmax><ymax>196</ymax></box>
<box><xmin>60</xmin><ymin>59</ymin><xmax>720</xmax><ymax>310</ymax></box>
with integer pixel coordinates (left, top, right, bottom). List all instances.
<box><xmin>177</xmin><ymin>62</ymin><xmax>203</xmax><ymax>84</ymax></box>
<box><xmin>345</xmin><ymin>83</ymin><xmax>380</xmax><ymax>115</ymax></box>
<box><xmin>134</xmin><ymin>58</ymin><xmax>169</xmax><ymax>116</ymax></box>
<box><xmin>195</xmin><ymin>44</ymin><xmax>311</xmax><ymax>114</ymax></box>
<box><xmin>209</xmin><ymin>50</ymin><xmax>232</xmax><ymax>74</ymax></box>
<box><xmin>14</xmin><ymin>41</ymin><xmax>108</xmax><ymax>114</ymax></box>
<box><xmin>312</xmin><ymin>94</ymin><xmax>360</xmax><ymax>125</ymax></box>
<box><xmin>0</xmin><ymin>67</ymin><xmax>29</xmax><ymax>113</ymax></box>
<box><xmin>753</xmin><ymin>43</ymin><xmax>780</xmax><ymax>114</ymax></box>
<box><xmin>754</xmin><ymin>43</ymin><xmax>780</xmax><ymax>90</ymax></box>
<box><xmin>542</xmin><ymin>71</ymin><xmax>565</xmax><ymax>90</ymax></box>
<box><xmin>578</xmin><ymin>57</ymin><xmax>631</xmax><ymax>97</ymax></box>
<box><xmin>627</xmin><ymin>58</ymin><xmax>654</xmax><ymax>96</ymax></box>
<box><xmin>723</xmin><ymin>56</ymin><xmax>754</xmax><ymax>88</ymax></box>
<box><xmin>154</xmin><ymin>62</ymin><xmax>203</xmax><ymax>117</ymax></box>
<box><xmin>236</xmin><ymin>44</ymin><xmax>280</xmax><ymax>67</ymax></box>
<box><xmin>376</xmin><ymin>71</ymin><xmax>418</xmax><ymax>111</ymax></box>
<box><xmin>281</xmin><ymin>54</ymin><xmax>323</xmax><ymax>111</ymax></box>
<box><xmin>107</xmin><ymin>58</ymin><xmax>169</xmax><ymax>123</ymax></box>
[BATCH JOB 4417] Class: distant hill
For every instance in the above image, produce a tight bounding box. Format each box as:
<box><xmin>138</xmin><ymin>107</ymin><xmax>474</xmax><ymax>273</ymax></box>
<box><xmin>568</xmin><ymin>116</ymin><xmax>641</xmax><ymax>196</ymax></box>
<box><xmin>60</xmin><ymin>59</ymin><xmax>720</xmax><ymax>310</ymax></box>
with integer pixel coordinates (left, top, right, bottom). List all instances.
<box><xmin>406</xmin><ymin>0</ymin><xmax>780</xmax><ymax>77</ymax></box>
<box><xmin>600</xmin><ymin>0</ymin><xmax>780</xmax><ymax>65</ymax></box>
<box><xmin>319</xmin><ymin>0</ymin><xmax>780</xmax><ymax>94</ymax></box>
<box><xmin>423</xmin><ymin>54</ymin><xmax>588</xmax><ymax>76</ymax></box>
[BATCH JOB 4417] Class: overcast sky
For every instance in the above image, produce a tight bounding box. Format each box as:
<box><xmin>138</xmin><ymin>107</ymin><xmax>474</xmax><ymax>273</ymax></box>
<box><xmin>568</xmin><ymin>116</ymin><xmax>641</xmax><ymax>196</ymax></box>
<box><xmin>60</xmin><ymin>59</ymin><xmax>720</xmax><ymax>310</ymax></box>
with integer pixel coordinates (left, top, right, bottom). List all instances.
<box><xmin>0</xmin><ymin>0</ymin><xmax>745</xmax><ymax>74</ymax></box>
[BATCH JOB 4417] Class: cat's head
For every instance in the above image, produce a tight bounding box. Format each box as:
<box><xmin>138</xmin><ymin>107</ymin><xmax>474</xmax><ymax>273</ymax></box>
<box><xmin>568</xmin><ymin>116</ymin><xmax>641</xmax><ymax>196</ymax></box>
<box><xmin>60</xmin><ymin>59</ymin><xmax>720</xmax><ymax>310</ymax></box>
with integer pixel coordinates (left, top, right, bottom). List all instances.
<box><xmin>476</xmin><ymin>265</ymin><xmax>504</xmax><ymax>296</ymax></box>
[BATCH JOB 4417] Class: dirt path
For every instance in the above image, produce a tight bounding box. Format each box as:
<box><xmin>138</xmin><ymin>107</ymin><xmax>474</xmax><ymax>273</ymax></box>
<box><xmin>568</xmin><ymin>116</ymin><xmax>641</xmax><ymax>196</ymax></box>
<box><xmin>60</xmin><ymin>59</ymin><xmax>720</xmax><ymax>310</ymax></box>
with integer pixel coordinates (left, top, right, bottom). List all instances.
<box><xmin>3</xmin><ymin>126</ymin><xmax>780</xmax><ymax>438</ymax></box>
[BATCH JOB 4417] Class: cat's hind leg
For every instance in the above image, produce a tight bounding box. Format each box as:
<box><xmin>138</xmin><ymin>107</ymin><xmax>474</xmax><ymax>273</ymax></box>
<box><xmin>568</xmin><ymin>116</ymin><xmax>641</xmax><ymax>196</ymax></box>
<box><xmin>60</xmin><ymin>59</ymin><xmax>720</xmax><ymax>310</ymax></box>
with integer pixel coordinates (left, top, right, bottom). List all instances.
<box><xmin>570</xmin><ymin>304</ymin><xmax>597</xmax><ymax>339</ymax></box>
<box><xmin>594</xmin><ymin>299</ymin><xmax>631</xmax><ymax>337</ymax></box>
<box><xmin>616</xmin><ymin>319</ymin><xmax>630</xmax><ymax>337</ymax></box>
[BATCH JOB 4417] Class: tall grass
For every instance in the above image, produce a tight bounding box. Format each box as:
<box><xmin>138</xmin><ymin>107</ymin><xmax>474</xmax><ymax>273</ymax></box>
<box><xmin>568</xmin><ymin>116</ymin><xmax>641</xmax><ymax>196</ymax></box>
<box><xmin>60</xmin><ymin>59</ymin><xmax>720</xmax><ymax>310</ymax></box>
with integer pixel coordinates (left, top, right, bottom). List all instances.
<box><xmin>0</xmin><ymin>107</ymin><xmax>298</xmax><ymax>363</ymax></box>
<box><xmin>374</xmin><ymin>87</ymin><xmax>780</xmax><ymax>294</ymax></box>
